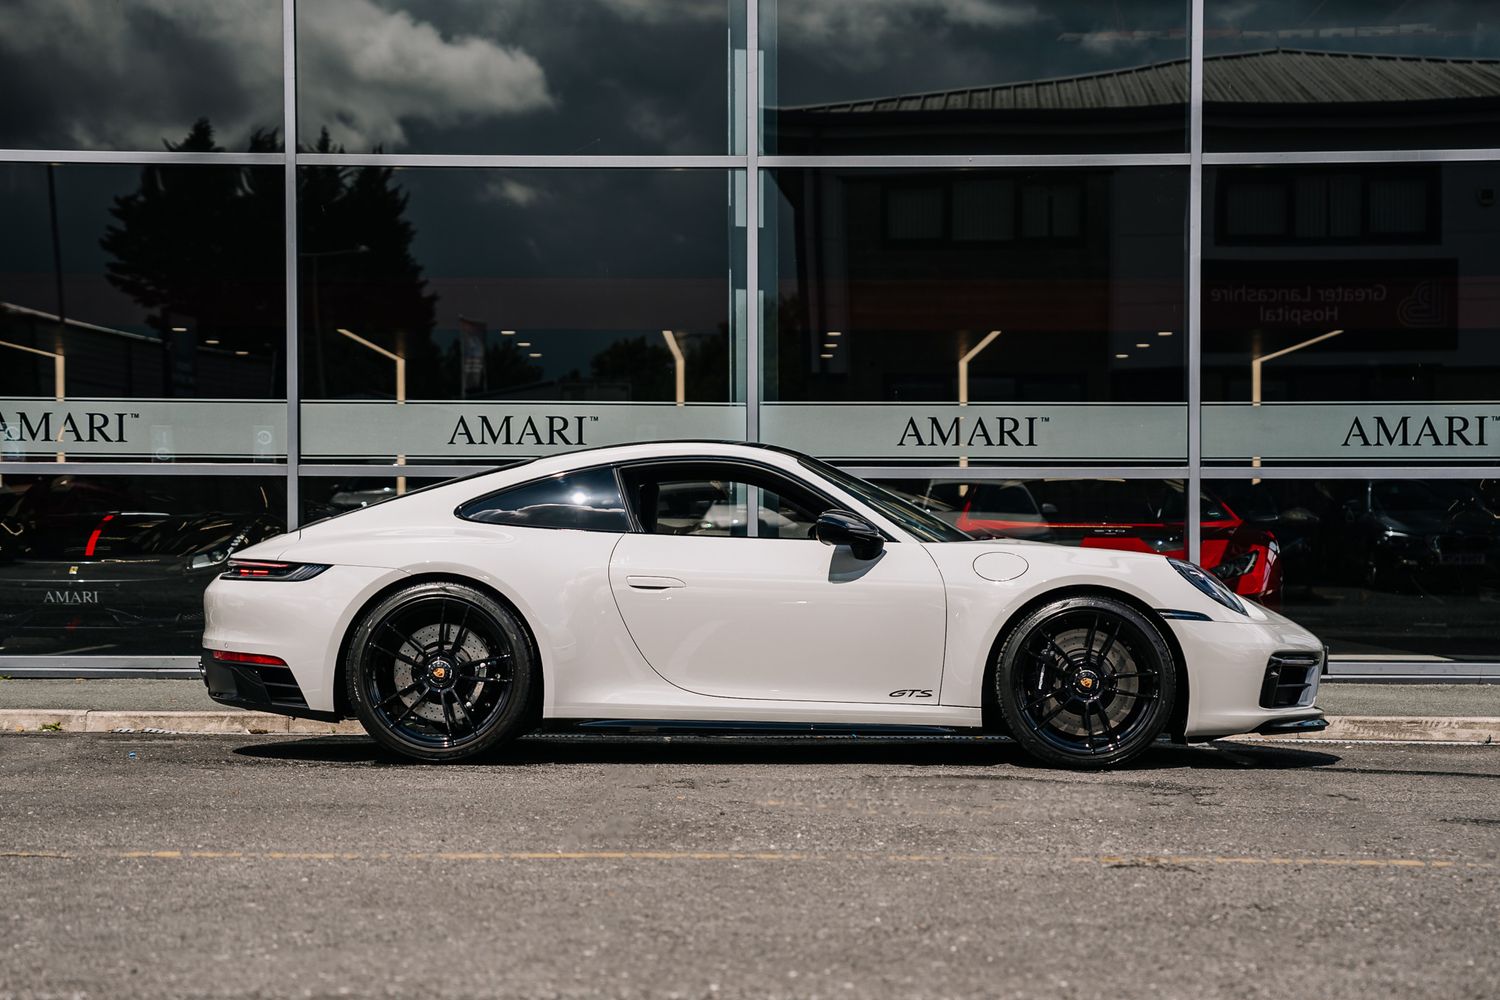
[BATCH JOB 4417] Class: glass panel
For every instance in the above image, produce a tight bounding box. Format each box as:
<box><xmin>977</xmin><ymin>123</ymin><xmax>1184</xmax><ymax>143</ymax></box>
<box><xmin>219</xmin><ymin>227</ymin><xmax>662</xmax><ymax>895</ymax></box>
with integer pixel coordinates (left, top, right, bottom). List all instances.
<box><xmin>1205</xmin><ymin>1</ymin><xmax>1500</xmax><ymax>151</ymax></box>
<box><xmin>1208</xmin><ymin>478</ymin><xmax>1500</xmax><ymax>661</ymax></box>
<box><xmin>763</xmin><ymin>167</ymin><xmax>1188</xmax><ymax>464</ymax></box>
<box><xmin>0</xmin><ymin>474</ymin><xmax>285</xmax><ymax>655</ymax></box>
<box><xmin>298</xmin><ymin>167</ymin><xmax>741</xmax><ymax>463</ymax></box>
<box><xmin>620</xmin><ymin>462</ymin><xmax>828</xmax><ymax>539</ymax></box>
<box><xmin>297</xmin><ymin>0</ymin><xmax>740</xmax><ymax>154</ymax></box>
<box><xmin>0</xmin><ymin>162</ymin><xmax>286</xmax><ymax>462</ymax></box>
<box><xmin>0</xmin><ymin>1</ymin><xmax>283</xmax><ymax>153</ymax></box>
<box><xmin>764</xmin><ymin>0</ymin><xmax>1188</xmax><ymax>154</ymax></box>
<box><xmin>1203</xmin><ymin>162</ymin><xmax>1500</xmax><ymax>466</ymax></box>
<box><xmin>875</xmin><ymin>475</ymin><xmax>1234</xmax><ymax>576</ymax></box>
<box><xmin>458</xmin><ymin>468</ymin><xmax>630</xmax><ymax>533</ymax></box>
<box><xmin>299</xmin><ymin>475</ymin><xmax>452</xmax><ymax>525</ymax></box>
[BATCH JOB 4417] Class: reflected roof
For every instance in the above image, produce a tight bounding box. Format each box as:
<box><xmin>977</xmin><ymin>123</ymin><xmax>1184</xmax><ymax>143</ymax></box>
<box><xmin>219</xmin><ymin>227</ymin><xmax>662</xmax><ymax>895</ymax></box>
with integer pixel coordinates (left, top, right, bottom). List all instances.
<box><xmin>784</xmin><ymin>49</ymin><xmax>1500</xmax><ymax>114</ymax></box>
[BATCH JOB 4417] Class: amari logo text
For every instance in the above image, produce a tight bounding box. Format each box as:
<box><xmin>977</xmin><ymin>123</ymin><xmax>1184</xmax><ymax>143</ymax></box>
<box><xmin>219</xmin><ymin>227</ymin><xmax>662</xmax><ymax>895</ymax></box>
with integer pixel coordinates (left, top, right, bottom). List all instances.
<box><xmin>1341</xmin><ymin>414</ymin><xmax>1494</xmax><ymax>449</ymax></box>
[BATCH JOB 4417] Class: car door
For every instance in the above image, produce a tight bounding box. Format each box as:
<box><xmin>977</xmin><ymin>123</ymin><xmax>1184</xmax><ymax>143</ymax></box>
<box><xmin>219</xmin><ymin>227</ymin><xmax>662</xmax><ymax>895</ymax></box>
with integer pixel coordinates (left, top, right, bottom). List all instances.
<box><xmin>607</xmin><ymin>460</ymin><xmax>947</xmax><ymax>704</ymax></box>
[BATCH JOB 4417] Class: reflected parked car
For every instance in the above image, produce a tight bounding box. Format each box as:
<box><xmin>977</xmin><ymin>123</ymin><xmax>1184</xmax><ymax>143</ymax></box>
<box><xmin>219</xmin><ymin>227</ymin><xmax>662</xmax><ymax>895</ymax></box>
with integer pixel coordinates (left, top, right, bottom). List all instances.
<box><xmin>0</xmin><ymin>477</ymin><xmax>282</xmax><ymax>651</ymax></box>
<box><xmin>894</xmin><ymin>479</ymin><xmax>1283</xmax><ymax>607</ymax></box>
<box><xmin>1327</xmin><ymin>480</ymin><xmax>1500</xmax><ymax>591</ymax></box>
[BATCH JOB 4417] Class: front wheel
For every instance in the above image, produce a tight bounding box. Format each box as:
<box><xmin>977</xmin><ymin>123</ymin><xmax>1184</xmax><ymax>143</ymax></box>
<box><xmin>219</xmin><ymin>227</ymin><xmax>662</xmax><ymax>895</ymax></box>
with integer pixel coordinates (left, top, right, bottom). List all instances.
<box><xmin>346</xmin><ymin>581</ymin><xmax>535</xmax><ymax>762</ymax></box>
<box><xmin>994</xmin><ymin>595</ymin><xmax>1176</xmax><ymax>769</ymax></box>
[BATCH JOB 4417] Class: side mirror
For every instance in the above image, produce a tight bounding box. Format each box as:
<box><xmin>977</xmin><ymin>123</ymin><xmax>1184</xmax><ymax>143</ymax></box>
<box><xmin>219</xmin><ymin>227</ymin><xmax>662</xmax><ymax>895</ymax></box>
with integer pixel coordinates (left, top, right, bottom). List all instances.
<box><xmin>813</xmin><ymin>510</ymin><xmax>885</xmax><ymax>560</ymax></box>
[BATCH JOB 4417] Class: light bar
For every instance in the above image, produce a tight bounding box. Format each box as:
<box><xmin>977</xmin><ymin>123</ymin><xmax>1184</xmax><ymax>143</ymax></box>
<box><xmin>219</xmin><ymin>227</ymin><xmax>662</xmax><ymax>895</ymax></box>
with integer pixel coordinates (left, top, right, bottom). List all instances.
<box><xmin>221</xmin><ymin>560</ymin><xmax>329</xmax><ymax>581</ymax></box>
<box><xmin>210</xmin><ymin>649</ymin><xmax>289</xmax><ymax>667</ymax></box>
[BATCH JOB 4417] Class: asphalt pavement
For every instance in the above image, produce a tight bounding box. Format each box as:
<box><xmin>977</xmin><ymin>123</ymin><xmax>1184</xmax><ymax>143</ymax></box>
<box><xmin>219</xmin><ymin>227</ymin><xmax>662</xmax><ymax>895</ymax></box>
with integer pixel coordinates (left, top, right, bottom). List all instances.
<box><xmin>1</xmin><ymin>732</ymin><xmax>1497</xmax><ymax>999</ymax></box>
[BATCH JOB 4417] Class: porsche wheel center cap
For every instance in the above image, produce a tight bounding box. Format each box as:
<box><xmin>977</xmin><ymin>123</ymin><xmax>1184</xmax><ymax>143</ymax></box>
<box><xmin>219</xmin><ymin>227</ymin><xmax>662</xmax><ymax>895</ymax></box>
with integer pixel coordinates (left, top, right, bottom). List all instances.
<box><xmin>428</xmin><ymin>659</ymin><xmax>454</xmax><ymax>687</ymax></box>
<box><xmin>1075</xmin><ymin>670</ymin><xmax>1101</xmax><ymax>697</ymax></box>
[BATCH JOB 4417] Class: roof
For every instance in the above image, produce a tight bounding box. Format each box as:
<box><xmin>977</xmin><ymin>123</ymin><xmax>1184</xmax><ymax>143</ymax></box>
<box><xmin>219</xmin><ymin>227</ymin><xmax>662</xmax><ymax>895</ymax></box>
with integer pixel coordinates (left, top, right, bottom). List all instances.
<box><xmin>784</xmin><ymin>48</ymin><xmax>1500</xmax><ymax>115</ymax></box>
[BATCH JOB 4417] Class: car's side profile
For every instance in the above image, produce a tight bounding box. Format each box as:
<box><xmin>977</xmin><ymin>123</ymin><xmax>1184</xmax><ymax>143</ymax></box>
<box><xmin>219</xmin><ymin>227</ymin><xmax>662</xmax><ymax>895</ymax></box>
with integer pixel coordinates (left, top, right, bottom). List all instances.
<box><xmin>201</xmin><ymin>441</ymin><xmax>1326</xmax><ymax>768</ymax></box>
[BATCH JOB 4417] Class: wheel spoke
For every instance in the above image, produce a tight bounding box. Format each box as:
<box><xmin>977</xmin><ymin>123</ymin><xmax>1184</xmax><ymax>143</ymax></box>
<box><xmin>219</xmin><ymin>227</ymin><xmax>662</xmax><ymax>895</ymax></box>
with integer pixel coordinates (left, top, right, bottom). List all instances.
<box><xmin>1023</xmin><ymin>688</ymin><xmax>1062</xmax><ymax>713</ymax></box>
<box><xmin>448</xmin><ymin>601</ymin><xmax>472</xmax><ymax>657</ymax></box>
<box><xmin>441</xmin><ymin>691</ymin><xmax>457</xmax><ymax>737</ymax></box>
<box><xmin>391</xmin><ymin>688</ymin><xmax>430</xmax><ymax>726</ymax></box>
<box><xmin>1080</xmin><ymin>702</ymin><xmax>1099</xmax><ymax>750</ymax></box>
<box><xmin>1045</xmin><ymin>637</ymin><xmax>1079</xmax><ymax>669</ymax></box>
<box><xmin>378</xmin><ymin>681</ymin><xmax>423</xmax><ymax>708</ymax></box>
<box><xmin>456</xmin><ymin>672</ymin><xmax>509</xmax><ymax>685</ymax></box>
<box><xmin>436</xmin><ymin>599</ymin><xmax>448</xmax><ymax>654</ymax></box>
<box><xmin>381</xmin><ymin>624</ymin><xmax>422</xmax><ymax>658</ymax></box>
<box><xmin>370</xmin><ymin>643</ymin><xmax>421</xmax><ymax>668</ymax></box>
<box><xmin>1082</xmin><ymin>615</ymin><xmax>1098</xmax><ymax>664</ymax></box>
<box><xmin>1091</xmin><ymin>703</ymin><xmax>1117</xmax><ymax>748</ymax></box>
<box><xmin>452</xmin><ymin>697</ymin><xmax>475</xmax><ymax>731</ymax></box>
<box><xmin>1034</xmin><ymin>699</ymin><xmax>1070</xmax><ymax>726</ymax></box>
<box><xmin>1095</xmin><ymin>618</ymin><xmax>1122</xmax><ymax>665</ymax></box>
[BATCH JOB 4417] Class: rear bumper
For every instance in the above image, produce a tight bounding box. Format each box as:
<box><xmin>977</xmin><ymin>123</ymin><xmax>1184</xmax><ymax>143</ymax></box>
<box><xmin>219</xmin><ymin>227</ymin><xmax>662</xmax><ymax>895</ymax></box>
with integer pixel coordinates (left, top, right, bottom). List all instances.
<box><xmin>201</xmin><ymin>651</ymin><xmax>341</xmax><ymax>723</ymax></box>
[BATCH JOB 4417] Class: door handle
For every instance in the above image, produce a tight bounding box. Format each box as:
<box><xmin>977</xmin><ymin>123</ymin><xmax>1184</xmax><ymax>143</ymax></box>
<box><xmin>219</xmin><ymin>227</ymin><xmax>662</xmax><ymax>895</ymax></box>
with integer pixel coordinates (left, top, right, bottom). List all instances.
<box><xmin>626</xmin><ymin>575</ymin><xmax>686</xmax><ymax>590</ymax></box>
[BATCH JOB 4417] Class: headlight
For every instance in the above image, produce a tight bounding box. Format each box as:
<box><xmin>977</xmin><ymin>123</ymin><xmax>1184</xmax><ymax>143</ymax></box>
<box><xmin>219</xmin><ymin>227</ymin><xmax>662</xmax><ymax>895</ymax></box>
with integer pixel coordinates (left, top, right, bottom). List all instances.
<box><xmin>1211</xmin><ymin>549</ymin><xmax>1258</xmax><ymax>582</ymax></box>
<box><xmin>1170</xmin><ymin>558</ymin><xmax>1247</xmax><ymax>615</ymax></box>
<box><xmin>221</xmin><ymin>559</ymin><xmax>329</xmax><ymax>581</ymax></box>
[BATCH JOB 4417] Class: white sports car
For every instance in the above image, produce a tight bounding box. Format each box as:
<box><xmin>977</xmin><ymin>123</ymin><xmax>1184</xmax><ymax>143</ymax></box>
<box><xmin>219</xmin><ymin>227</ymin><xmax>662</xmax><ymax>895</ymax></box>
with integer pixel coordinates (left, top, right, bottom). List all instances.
<box><xmin>201</xmin><ymin>441</ymin><xmax>1327</xmax><ymax>768</ymax></box>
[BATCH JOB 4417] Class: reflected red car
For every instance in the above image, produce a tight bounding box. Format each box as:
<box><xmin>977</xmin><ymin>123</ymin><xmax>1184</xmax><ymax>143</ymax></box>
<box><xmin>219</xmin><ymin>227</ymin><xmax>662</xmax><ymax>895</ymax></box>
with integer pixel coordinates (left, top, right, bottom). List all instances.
<box><xmin>914</xmin><ymin>479</ymin><xmax>1283</xmax><ymax>607</ymax></box>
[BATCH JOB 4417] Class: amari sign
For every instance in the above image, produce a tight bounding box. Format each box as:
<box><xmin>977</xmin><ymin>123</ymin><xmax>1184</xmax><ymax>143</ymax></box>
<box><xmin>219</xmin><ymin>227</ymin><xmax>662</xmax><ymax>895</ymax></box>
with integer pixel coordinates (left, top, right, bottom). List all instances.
<box><xmin>300</xmin><ymin>401</ymin><xmax>745</xmax><ymax>460</ymax></box>
<box><xmin>1205</xmin><ymin>404</ymin><xmax>1500</xmax><ymax>461</ymax></box>
<box><xmin>0</xmin><ymin>400</ymin><xmax>286</xmax><ymax>460</ymax></box>
<box><xmin>760</xmin><ymin>404</ymin><xmax>1187</xmax><ymax>463</ymax></box>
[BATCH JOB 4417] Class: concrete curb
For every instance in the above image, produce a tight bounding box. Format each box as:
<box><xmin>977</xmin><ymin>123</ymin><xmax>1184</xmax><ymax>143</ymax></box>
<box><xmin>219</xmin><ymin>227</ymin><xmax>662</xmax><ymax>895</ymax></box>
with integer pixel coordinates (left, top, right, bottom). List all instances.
<box><xmin>1</xmin><ymin>709</ymin><xmax>1499</xmax><ymax>743</ymax></box>
<box><xmin>1241</xmin><ymin>715</ymin><xmax>1500</xmax><ymax>744</ymax></box>
<box><xmin>0</xmin><ymin>709</ymin><xmax>365</xmax><ymax>736</ymax></box>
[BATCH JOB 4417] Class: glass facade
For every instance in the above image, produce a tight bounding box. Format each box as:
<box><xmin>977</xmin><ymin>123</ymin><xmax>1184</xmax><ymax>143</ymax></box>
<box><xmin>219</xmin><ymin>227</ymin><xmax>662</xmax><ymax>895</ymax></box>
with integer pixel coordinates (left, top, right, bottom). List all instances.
<box><xmin>1</xmin><ymin>1</ymin><xmax>1497</xmax><ymax>674</ymax></box>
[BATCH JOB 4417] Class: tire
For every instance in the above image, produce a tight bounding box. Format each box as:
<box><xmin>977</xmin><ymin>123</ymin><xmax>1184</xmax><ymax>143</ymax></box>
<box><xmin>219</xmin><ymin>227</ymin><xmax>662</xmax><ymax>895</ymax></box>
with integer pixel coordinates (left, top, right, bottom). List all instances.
<box><xmin>994</xmin><ymin>595</ymin><xmax>1176</xmax><ymax>769</ymax></box>
<box><xmin>345</xmin><ymin>581</ymin><xmax>536</xmax><ymax>762</ymax></box>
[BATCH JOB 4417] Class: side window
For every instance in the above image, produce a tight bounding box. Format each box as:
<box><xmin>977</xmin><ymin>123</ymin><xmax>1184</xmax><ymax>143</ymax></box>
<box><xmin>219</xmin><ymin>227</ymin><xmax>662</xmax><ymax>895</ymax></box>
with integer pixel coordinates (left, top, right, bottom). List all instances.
<box><xmin>457</xmin><ymin>468</ymin><xmax>630</xmax><ymax>532</ymax></box>
<box><xmin>622</xmin><ymin>463</ymin><xmax>831</xmax><ymax>539</ymax></box>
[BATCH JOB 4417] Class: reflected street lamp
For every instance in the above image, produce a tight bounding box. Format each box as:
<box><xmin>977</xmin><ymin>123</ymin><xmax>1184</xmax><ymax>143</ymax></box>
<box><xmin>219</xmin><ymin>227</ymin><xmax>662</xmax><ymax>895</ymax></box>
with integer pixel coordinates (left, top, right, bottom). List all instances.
<box><xmin>661</xmin><ymin>330</ymin><xmax>686</xmax><ymax>406</ymax></box>
<box><xmin>1250</xmin><ymin>328</ymin><xmax>1343</xmax><ymax>470</ymax></box>
<box><xmin>0</xmin><ymin>338</ymin><xmax>66</xmax><ymax>462</ymax></box>
<box><xmin>337</xmin><ymin>328</ymin><xmax>406</xmax><ymax>494</ymax></box>
<box><xmin>957</xmin><ymin>329</ymin><xmax>1002</xmax><ymax>469</ymax></box>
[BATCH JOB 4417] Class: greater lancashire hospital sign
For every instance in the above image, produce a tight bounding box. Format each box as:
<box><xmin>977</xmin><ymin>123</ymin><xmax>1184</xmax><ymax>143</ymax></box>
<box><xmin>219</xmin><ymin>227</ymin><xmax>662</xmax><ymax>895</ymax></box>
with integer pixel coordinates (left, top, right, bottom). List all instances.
<box><xmin>3</xmin><ymin>399</ymin><xmax>1496</xmax><ymax>463</ymax></box>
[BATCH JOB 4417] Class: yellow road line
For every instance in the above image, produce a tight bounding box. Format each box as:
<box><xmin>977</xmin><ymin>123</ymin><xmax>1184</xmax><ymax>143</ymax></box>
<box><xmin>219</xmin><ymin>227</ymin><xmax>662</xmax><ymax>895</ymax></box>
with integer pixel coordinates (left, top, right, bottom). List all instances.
<box><xmin>0</xmin><ymin>848</ymin><xmax>1492</xmax><ymax>869</ymax></box>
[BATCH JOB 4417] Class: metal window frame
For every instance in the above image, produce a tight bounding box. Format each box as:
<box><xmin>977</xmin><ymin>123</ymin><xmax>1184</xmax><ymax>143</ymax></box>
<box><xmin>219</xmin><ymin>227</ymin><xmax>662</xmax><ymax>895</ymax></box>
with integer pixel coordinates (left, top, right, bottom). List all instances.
<box><xmin>1</xmin><ymin>0</ymin><xmax>1499</xmax><ymax>674</ymax></box>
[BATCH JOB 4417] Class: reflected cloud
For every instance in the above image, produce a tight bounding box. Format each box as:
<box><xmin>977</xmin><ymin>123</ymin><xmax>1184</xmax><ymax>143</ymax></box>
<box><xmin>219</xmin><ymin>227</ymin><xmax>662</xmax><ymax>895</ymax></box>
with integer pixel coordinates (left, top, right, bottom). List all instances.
<box><xmin>299</xmin><ymin>0</ymin><xmax>554</xmax><ymax>151</ymax></box>
<box><xmin>0</xmin><ymin>0</ymin><xmax>281</xmax><ymax>150</ymax></box>
<box><xmin>480</xmin><ymin>178</ymin><xmax>547</xmax><ymax>208</ymax></box>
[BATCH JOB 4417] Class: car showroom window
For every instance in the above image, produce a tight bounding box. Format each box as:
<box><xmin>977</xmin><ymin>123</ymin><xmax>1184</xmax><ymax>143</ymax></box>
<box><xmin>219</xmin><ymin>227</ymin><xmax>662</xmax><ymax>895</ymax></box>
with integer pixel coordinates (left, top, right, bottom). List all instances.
<box><xmin>456</xmin><ymin>468</ymin><xmax>630</xmax><ymax>532</ymax></box>
<box><xmin>620</xmin><ymin>464</ymin><xmax>829</xmax><ymax>539</ymax></box>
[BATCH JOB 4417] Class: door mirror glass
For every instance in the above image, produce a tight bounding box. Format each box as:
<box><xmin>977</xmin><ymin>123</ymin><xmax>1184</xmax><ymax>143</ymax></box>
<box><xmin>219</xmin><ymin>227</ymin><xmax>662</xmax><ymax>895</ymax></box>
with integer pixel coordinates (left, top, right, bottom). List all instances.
<box><xmin>812</xmin><ymin>510</ymin><xmax>885</xmax><ymax>560</ymax></box>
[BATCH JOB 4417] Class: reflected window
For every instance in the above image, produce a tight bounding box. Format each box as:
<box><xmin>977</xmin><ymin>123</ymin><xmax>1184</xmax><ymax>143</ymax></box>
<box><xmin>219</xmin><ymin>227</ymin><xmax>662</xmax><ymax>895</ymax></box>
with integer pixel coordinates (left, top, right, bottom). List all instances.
<box><xmin>765</xmin><ymin>167</ymin><xmax>1187</xmax><ymax>405</ymax></box>
<box><xmin>458</xmin><ymin>468</ymin><xmax>629</xmax><ymax>533</ymax></box>
<box><xmin>765</xmin><ymin>0</ymin><xmax>1188</xmax><ymax>154</ymax></box>
<box><xmin>1208</xmin><ymin>478</ymin><xmax>1500</xmax><ymax>661</ymax></box>
<box><xmin>1205</xmin><ymin>1</ymin><xmax>1500</xmax><ymax>151</ymax></box>
<box><xmin>0</xmin><ymin>475</ymin><xmax>285</xmax><ymax>656</ymax></box>
<box><xmin>621</xmin><ymin>462</ymin><xmax>830</xmax><ymax>539</ymax></box>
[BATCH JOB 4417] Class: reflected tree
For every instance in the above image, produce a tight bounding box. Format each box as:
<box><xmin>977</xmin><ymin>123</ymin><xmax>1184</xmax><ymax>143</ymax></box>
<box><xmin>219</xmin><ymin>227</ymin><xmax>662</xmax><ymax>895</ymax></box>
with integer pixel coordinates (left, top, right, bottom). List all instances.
<box><xmin>100</xmin><ymin>118</ymin><xmax>283</xmax><ymax>391</ymax></box>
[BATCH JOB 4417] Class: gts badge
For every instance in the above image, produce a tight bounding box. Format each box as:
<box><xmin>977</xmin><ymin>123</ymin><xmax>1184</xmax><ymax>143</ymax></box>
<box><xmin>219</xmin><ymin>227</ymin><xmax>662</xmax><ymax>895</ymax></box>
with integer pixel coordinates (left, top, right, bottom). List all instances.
<box><xmin>889</xmin><ymin>688</ymin><xmax>933</xmax><ymax>699</ymax></box>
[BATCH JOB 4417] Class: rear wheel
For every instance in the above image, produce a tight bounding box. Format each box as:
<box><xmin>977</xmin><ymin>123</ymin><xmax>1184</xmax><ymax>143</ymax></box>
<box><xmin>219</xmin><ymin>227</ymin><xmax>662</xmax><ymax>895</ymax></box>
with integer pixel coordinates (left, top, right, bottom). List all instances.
<box><xmin>346</xmin><ymin>581</ymin><xmax>534</xmax><ymax>762</ymax></box>
<box><xmin>995</xmin><ymin>595</ymin><xmax>1175</xmax><ymax>769</ymax></box>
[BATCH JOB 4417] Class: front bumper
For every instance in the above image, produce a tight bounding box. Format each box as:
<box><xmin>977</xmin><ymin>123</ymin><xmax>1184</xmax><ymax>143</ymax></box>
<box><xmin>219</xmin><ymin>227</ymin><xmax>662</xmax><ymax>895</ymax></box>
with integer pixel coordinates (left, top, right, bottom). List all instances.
<box><xmin>1167</xmin><ymin>610</ymin><xmax>1327</xmax><ymax>741</ymax></box>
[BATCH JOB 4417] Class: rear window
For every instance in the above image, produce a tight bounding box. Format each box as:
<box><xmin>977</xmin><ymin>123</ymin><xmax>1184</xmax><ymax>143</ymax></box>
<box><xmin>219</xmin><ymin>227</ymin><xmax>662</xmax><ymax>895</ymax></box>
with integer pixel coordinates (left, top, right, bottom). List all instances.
<box><xmin>457</xmin><ymin>467</ymin><xmax>630</xmax><ymax>532</ymax></box>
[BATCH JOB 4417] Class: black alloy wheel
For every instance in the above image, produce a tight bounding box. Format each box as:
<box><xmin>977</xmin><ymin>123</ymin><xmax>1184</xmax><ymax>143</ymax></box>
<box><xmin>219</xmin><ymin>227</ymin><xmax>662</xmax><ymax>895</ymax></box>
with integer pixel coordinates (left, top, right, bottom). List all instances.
<box><xmin>995</xmin><ymin>595</ymin><xmax>1176</xmax><ymax>769</ymax></box>
<box><xmin>346</xmin><ymin>581</ymin><xmax>535</xmax><ymax>762</ymax></box>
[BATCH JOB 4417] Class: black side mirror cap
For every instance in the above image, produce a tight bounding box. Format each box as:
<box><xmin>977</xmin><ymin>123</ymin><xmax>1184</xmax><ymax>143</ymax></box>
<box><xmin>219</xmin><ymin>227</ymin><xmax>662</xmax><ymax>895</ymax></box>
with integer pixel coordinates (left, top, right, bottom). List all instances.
<box><xmin>812</xmin><ymin>510</ymin><xmax>885</xmax><ymax>560</ymax></box>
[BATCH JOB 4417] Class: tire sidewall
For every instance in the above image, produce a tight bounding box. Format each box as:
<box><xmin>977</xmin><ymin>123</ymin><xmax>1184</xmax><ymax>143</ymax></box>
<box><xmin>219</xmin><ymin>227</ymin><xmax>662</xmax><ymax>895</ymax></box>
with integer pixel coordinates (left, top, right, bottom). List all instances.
<box><xmin>995</xmin><ymin>595</ymin><xmax>1176</xmax><ymax>769</ymax></box>
<box><xmin>346</xmin><ymin>581</ymin><xmax>535</xmax><ymax>762</ymax></box>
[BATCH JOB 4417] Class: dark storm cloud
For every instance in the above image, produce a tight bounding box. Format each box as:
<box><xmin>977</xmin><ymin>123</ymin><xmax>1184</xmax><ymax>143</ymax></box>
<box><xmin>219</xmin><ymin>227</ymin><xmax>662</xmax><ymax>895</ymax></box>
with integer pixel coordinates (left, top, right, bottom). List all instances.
<box><xmin>0</xmin><ymin>0</ymin><xmax>284</xmax><ymax>151</ymax></box>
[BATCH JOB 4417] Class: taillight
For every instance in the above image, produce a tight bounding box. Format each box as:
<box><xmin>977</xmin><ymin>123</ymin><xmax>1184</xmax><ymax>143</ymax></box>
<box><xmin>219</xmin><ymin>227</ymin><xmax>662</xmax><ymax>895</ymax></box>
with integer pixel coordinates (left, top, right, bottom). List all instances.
<box><xmin>210</xmin><ymin>649</ymin><xmax>289</xmax><ymax>667</ymax></box>
<box><xmin>221</xmin><ymin>559</ymin><xmax>329</xmax><ymax>581</ymax></box>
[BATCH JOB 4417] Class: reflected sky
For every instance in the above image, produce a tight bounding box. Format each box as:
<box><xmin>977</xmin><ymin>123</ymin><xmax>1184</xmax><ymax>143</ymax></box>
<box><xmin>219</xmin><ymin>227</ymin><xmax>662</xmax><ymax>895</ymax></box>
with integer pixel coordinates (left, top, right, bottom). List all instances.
<box><xmin>0</xmin><ymin>0</ymin><xmax>283</xmax><ymax>152</ymax></box>
<box><xmin>297</xmin><ymin>0</ymin><xmax>735</xmax><ymax>154</ymax></box>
